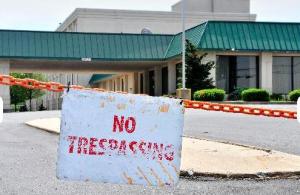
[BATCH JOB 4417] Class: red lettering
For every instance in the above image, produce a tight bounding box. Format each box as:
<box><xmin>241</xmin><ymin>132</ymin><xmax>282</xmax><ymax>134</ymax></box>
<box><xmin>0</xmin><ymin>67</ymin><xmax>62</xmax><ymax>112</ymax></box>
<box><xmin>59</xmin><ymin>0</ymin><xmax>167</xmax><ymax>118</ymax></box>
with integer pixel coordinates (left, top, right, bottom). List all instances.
<box><xmin>66</xmin><ymin>135</ymin><xmax>175</xmax><ymax>162</ymax></box>
<box><xmin>129</xmin><ymin>141</ymin><xmax>138</xmax><ymax>154</ymax></box>
<box><xmin>98</xmin><ymin>139</ymin><xmax>107</xmax><ymax>155</ymax></box>
<box><xmin>118</xmin><ymin>140</ymin><xmax>127</xmax><ymax>155</ymax></box>
<box><xmin>77</xmin><ymin>137</ymin><xmax>89</xmax><ymax>154</ymax></box>
<box><xmin>152</xmin><ymin>143</ymin><xmax>164</xmax><ymax>160</ymax></box>
<box><xmin>67</xmin><ymin>136</ymin><xmax>77</xmax><ymax>153</ymax></box>
<box><xmin>139</xmin><ymin>141</ymin><xmax>146</xmax><ymax>154</ymax></box>
<box><xmin>89</xmin><ymin>138</ymin><xmax>97</xmax><ymax>155</ymax></box>
<box><xmin>164</xmin><ymin>144</ymin><xmax>174</xmax><ymax>161</ymax></box>
<box><xmin>113</xmin><ymin>115</ymin><xmax>124</xmax><ymax>132</ymax></box>
<box><xmin>147</xmin><ymin>142</ymin><xmax>153</xmax><ymax>152</ymax></box>
<box><xmin>146</xmin><ymin>142</ymin><xmax>153</xmax><ymax>159</ymax></box>
<box><xmin>125</xmin><ymin>117</ymin><xmax>136</xmax><ymax>133</ymax></box>
<box><xmin>109</xmin><ymin>139</ymin><xmax>118</xmax><ymax>150</ymax></box>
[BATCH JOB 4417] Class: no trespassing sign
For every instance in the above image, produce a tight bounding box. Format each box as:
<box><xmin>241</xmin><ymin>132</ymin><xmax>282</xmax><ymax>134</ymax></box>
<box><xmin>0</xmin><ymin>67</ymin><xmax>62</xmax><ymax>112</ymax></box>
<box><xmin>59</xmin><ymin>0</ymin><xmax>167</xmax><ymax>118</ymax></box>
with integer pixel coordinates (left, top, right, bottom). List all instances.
<box><xmin>57</xmin><ymin>90</ymin><xmax>184</xmax><ymax>186</ymax></box>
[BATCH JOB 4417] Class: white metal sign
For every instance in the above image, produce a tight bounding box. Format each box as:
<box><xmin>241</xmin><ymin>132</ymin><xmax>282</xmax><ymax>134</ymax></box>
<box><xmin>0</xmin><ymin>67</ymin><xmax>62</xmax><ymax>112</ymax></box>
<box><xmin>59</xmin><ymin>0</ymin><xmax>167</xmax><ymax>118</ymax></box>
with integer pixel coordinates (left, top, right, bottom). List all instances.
<box><xmin>298</xmin><ymin>97</ymin><xmax>300</xmax><ymax>123</ymax></box>
<box><xmin>57</xmin><ymin>90</ymin><xmax>184</xmax><ymax>186</ymax></box>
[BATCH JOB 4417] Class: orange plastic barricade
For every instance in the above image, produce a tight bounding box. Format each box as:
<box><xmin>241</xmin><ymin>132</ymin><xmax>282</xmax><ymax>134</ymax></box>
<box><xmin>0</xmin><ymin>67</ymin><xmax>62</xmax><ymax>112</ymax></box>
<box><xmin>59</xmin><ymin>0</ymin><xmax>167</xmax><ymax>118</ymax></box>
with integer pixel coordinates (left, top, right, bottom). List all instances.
<box><xmin>0</xmin><ymin>74</ymin><xmax>297</xmax><ymax>120</ymax></box>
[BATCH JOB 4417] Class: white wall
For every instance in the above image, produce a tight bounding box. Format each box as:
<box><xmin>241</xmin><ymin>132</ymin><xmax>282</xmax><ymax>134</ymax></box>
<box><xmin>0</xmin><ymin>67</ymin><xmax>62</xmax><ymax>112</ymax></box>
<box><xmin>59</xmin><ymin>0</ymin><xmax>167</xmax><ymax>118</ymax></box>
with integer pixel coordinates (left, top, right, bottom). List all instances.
<box><xmin>260</xmin><ymin>53</ymin><xmax>273</xmax><ymax>93</ymax></box>
<box><xmin>213</xmin><ymin>0</ymin><xmax>250</xmax><ymax>13</ymax></box>
<box><xmin>0</xmin><ymin>61</ymin><xmax>10</xmax><ymax>110</ymax></box>
<box><xmin>202</xmin><ymin>52</ymin><xmax>217</xmax><ymax>85</ymax></box>
<box><xmin>172</xmin><ymin>0</ymin><xmax>213</xmax><ymax>12</ymax></box>
<box><xmin>172</xmin><ymin>0</ymin><xmax>250</xmax><ymax>13</ymax></box>
<box><xmin>95</xmin><ymin>73</ymin><xmax>136</xmax><ymax>94</ymax></box>
<box><xmin>168</xmin><ymin>62</ymin><xmax>177</xmax><ymax>94</ymax></box>
<box><xmin>58</xmin><ymin>7</ymin><xmax>256</xmax><ymax>34</ymax></box>
<box><xmin>43</xmin><ymin>73</ymin><xmax>91</xmax><ymax>100</ymax></box>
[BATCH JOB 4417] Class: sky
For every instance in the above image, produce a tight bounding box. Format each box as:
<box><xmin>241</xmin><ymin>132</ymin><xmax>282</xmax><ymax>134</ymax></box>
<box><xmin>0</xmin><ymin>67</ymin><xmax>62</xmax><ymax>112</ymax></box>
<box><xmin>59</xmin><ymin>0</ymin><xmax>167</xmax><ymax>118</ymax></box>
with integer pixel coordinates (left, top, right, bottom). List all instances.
<box><xmin>0</xmin><ymin>0</ymin><xmax>299</xmax><ymax>31</ymax></box>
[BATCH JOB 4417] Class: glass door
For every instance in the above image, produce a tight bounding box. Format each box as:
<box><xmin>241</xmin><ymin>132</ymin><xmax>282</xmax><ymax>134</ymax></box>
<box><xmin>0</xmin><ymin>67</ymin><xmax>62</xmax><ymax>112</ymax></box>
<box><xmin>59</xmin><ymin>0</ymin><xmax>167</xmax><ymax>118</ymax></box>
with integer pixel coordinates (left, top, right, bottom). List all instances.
<box><xmin>217</xmin><ymin>56</ymin><xmax>259</xmax><ymax>93</ymax></box>
<box><xmin>149</xmin><ymin>70</ymin><xmax>155</xmax><ymax>96</ymax></box>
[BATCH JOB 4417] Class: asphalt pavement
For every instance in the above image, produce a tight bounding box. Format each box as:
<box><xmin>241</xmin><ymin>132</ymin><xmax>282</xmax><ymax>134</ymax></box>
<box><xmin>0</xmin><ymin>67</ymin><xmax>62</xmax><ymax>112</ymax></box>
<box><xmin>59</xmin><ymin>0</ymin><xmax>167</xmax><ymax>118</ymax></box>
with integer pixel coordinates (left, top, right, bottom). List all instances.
<box><xmin>0</xmin><ymin>110</ymin><xmax>300</xmax><ymax>194</ymax></box>
<box><xmin>185</xmin><ymin>109</ymin><xmax>300</xmax><ymax>155</ymax></box>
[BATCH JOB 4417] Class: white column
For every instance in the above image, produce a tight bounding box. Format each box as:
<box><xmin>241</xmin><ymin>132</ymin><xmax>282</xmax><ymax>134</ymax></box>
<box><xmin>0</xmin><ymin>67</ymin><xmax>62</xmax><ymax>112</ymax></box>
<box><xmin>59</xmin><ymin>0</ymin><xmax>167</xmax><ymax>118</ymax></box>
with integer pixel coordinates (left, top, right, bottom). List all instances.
<box><xmin>124</xmin><ymin>75</ymin><xmax>129</xmax><ymax>92</ymax></box>
<box><xmin>168</xmin><ymin>62</ymin><xmax>177</xmax><ymax>94</ymax></box>
<box><xmin>202</xmin><ymin>52</ymin><xmax>217</xmax><ymax>85</ymax></box>
<box><xmin>127</xmin><ymin>73</ymin><xmax>135</xmax><ymax>94</ymax></box>
<box><xmin>0</xmin><ymin>61</ymin><xmax>11</xmax><ymax>110</ymax></box>
<box><xmin>260</xmin><ymin>52</ymin><xmax>273</xmax><ymax>93</ymax></box>
<box><xmin>154</xmin><ymin>66</ymin><xmax>162</xmax><ymax>96</ymax></box>
<box><xmin>144</xmin><ymin>71</ymin><xmax>149</xmax><ymax>95</ymax></box>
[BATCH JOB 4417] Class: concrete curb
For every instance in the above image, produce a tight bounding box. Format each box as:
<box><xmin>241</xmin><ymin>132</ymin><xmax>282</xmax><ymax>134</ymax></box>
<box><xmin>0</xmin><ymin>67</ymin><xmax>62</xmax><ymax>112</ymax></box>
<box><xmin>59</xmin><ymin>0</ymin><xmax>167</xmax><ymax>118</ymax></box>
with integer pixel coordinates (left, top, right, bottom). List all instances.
<box><xmin>25</xmin><ymin>118</ymin><xmax>300</xmax><ymax>180</ymax></box>
<box><xmin>179</xmin><ymin>136</ymin><xmax>300</xmax><ymax>180</ymax></box>
<box><xmin>212</xmin><ymin>101</ymin><xmax>296</xmax><ymax>105</ymax></box>
<box><xmin>183</xmin><ymin>135</ymin><xmax>272</xmax><ymax>153</ymax></box>
<box><xmin>26</xmin><ymin>123</ymin><xmax>59</xmax><ymax>135</ymax></box>
<box><xmin>25</xmin><ymin>118</ymin><xmax>60</xmax><ymax>134</ymax></box>
<box><xmin>179</xmin><ymin>171</ymin><xmax>300</xmax><ymax>180</ymax></box>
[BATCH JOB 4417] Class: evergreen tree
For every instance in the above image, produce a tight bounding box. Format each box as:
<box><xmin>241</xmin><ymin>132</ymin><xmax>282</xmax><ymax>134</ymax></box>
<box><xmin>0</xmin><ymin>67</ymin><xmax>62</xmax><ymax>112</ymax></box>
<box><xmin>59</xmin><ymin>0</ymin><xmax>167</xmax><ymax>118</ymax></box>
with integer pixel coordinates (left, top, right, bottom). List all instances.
<box><xmin>177</xmin><ymin>40</ymin><xmax>215</xmax><ymax>94</ymax></box>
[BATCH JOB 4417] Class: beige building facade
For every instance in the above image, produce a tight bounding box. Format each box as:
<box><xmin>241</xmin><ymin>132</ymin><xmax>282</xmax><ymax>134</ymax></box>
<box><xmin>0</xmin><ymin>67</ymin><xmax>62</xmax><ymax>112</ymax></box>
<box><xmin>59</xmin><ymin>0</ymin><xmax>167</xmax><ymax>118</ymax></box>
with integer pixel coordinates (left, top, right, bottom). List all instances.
<box><xmin>54</xmin><ymin>0</ymin><xmax>256</xmax><ymax>98</ymax></box>
<box><xmin>58</xmin><ymin>0</ymin><xmax>255</xmax><ymax>34</ymax></box>
<box><xmin>3</xmin><ymin>0</ymin><xmax>299</xmax><ymax>111</ymax></box>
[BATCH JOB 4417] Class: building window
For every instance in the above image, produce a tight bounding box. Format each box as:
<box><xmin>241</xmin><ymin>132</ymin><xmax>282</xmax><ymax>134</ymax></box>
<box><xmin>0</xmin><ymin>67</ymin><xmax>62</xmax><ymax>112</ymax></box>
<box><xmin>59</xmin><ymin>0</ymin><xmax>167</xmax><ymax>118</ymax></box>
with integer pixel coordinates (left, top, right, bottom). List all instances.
<box><xmin>161</xmin><ymin>67</ymin><xmax>168</xmax><ymax>95</ymax></box>
<box><xmin>148</xmin><ymin>70</ymin><xmax>155</xmax><ymax>96</ymax></box>
<box><xmin>294</xmin><ymin>57</ymin><xmax>300</xmax><ymax>90</ymax></box>
<box><xmin>273</xmin><ymin>57</ymin><xmax>292</xmax><ymax>94</ymax></box>
<box><xmin>139</xmin><ymin>73</ymin><xmax>144</xmax><ymax>93</ymax></box>
<box><xmin>216</xmin><ymin>56</ymin><xmax>259</xmax><ymax>93</ymax></box>
<box><xmin>272</xmin><ymin>56</ymin><xmax>300</xmax><ymax>94</ymax></box>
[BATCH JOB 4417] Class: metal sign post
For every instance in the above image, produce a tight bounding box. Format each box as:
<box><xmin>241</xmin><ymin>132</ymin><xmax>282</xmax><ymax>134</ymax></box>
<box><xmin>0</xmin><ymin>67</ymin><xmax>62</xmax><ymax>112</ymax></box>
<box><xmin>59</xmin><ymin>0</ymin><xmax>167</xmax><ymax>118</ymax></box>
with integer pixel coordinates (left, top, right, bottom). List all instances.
<box><xmin>181</xmin><ymin>0</ymin><xmax>186</xmax><ymax>89</ymax></box>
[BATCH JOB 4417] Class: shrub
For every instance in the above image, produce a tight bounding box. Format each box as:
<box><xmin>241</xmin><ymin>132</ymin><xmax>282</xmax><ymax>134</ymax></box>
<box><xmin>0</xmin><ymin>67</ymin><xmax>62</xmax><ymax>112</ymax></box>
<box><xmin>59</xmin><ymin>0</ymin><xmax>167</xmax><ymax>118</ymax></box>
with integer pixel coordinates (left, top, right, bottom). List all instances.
<box><xmin>288</xmin><ymin>89</ymin><xmax>300</xmax><ymax>102</ymax></box>
<box><xmin>270</xmin><ymin>93</ymin><xmax>285</xmax><ymax>101</ymax></box>
<box><xmin>241</xmin><ymin>88</ymin><xmax>270</xmax><ymax>102</ymax></box>
<box><xmin>227</xmin><ymin>87</ymin><xmax>248</xmax><ymax>101</ymax></box>
<box><xmin>194</xmin><ymin>88</ymin><xmax>225</xmax><ymax>101</ymax></box>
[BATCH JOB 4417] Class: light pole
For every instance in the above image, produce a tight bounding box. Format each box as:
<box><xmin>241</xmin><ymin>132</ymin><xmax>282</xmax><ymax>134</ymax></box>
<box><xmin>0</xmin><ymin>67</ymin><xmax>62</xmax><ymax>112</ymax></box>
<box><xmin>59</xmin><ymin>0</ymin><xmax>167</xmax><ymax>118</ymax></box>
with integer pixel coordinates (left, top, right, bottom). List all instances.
<box><xmin>181</xmin><ymin>0</ymin><xmax>186</xmax><ymax>89</ymax></box>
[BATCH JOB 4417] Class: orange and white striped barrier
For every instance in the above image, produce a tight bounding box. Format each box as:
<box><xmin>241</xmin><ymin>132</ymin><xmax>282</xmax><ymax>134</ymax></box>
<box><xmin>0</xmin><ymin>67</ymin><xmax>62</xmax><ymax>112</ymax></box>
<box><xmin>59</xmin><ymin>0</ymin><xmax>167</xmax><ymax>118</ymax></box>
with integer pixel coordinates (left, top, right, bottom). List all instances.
<box><xmin>0</xmin><ymin>74</ymin><xmax>297</xmax><ymax>120</ymax></box>
<box><xmin>184</xmin><ymin>100</ymin><xmax>297</xmax><ymax>120</ymax></box>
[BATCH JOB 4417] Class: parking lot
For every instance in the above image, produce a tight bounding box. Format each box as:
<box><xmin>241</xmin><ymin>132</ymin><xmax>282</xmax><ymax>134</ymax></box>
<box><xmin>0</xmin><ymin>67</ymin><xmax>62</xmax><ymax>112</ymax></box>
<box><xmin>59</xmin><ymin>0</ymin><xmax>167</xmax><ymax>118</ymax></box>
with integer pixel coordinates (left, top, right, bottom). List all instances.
<box><xmin>0</xmin><ymin>110</ymin><xmax>300</xmax><ymax>194</ymax></box>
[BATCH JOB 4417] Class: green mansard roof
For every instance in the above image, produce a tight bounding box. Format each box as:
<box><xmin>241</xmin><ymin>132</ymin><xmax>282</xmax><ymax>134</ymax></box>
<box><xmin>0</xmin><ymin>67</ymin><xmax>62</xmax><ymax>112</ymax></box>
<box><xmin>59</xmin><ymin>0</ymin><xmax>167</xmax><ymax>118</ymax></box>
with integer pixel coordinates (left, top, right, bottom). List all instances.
<box><xmin>1</xmin><ymin>21</ymin><xmax>300</xmax><ymax>61</ymax></box>
<box><xmin>165</xmin><ymin>21</ymin><xmax>300</xmax><ymax>58</ymax></box>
